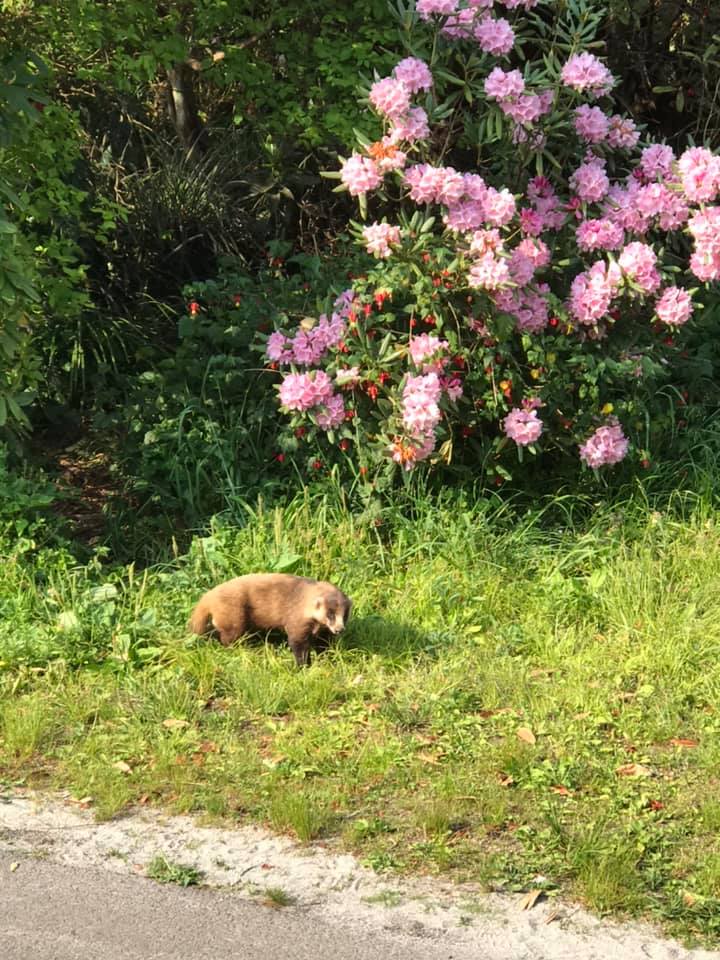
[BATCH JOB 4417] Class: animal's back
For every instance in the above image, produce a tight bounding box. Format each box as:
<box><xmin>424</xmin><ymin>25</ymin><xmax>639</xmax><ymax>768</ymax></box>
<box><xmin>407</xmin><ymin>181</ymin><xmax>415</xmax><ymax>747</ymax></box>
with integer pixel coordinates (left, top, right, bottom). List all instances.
<box><xmin>211</xmin><ymin>573</ymin><xmax>315</xmax><ymax>631</ymax></box>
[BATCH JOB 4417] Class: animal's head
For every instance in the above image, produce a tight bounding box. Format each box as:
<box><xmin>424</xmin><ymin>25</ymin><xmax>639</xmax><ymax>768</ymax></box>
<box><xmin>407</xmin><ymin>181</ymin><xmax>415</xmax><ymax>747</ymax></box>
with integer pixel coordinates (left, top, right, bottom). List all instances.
<box><xmin>314</xmin><ymin>585</ymin><xmax>352</xmax><ymax>635</ymax></box>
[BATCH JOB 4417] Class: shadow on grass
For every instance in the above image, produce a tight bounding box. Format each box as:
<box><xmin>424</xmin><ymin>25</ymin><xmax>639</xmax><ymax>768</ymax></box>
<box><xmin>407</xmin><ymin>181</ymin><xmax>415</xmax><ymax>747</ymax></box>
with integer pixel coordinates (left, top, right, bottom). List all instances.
<box><xmin>195</xmin><ymin>615</ymin><xmax>436</xmax><ymax>664</ymax></box>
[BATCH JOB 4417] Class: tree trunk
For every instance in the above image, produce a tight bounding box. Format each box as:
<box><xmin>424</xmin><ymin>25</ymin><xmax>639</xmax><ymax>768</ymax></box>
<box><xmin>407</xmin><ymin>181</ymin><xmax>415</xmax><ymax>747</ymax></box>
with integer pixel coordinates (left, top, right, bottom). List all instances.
<box><xmin>166</xmin><ymin>61</ymin><xmax>206</xmax><ymax>155</ymax></box>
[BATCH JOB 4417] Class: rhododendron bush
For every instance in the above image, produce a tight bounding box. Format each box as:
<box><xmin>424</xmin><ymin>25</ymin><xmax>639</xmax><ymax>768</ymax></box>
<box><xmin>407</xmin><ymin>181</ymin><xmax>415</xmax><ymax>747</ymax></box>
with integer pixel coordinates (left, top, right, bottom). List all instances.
<box><xmin>264</xmin><ymin>0</ymin><xmax>719</xmax><ymax>483</ymax></box>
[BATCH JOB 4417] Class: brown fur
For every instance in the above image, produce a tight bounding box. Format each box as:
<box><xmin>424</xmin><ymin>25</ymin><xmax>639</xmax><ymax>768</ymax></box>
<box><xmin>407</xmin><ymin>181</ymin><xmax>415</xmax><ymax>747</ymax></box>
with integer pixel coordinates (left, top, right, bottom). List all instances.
<box><xmin>187</xmin><ymin>573</ymin><xmax>352</xmax><ymax>667</ymax></box>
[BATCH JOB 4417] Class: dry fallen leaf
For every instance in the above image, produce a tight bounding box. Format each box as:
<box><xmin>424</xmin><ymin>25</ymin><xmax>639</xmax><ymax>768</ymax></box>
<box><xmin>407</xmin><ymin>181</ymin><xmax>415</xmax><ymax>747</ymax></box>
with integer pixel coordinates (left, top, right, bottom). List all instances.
<box><xmin>516</xmin><ymin>726</ymin><xmax>537</xmax><ymax>745</ymax></box>
<box><xmin>519</xmin><ymin>889</ymin><xmax>544</xmax><ymax>910</ymax></box>
<box><xmin>550</xmin><ymin>785</ymin><xmax>572</xmax><ymax>796</ymax></box>
<box><xmin>212</xmin><ymin>51</ymin><xmax>225</xmax><ymax>62</ymax></box>
<box><xmin>616</xmin><ymin>762</ymin><xmax>653</xmax><ymax>778</ymax></box>
<box><xmin>544</xmin><ymin>907</ymin><xmax>560</xmax><ymax>925</ymax></box>
<box><xmin>112</xmin><ymin>760</ymin><xmax>132</xmax><ymax>774</ymax></box>
<box><xmin>417</xmin><ymin>751</ymin><xmax>443</xmax><ymax>766</ymax></box>
<box><xmin>162</xmin><ymin>718</ymin><xmax>190</xmax><ymax>729</ymax></box>
<box><xmin>10</xmin><ymin>861</ymin><xmax>19</xmax><ymax>872</ymax></box>
<box><xmin>669</xmin><ymin>737</ymin><xmax>698</xmax><ymax>748</ymax></box>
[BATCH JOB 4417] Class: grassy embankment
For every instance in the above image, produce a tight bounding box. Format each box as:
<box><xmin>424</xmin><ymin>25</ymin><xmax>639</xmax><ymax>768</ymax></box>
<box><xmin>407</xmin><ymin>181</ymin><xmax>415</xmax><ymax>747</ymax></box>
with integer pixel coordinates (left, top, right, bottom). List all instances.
<box><xmin>1</xmin><ymin>489</ymin><xmax>720</xmax><ymax>942</ymax></box>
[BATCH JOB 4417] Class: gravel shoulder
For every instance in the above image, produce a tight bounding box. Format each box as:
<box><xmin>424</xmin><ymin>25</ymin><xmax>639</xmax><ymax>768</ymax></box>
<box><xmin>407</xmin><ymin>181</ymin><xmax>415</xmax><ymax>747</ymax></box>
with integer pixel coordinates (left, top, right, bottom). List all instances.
<box><xmin>1</xmin><ymin>790</ymin><xmax>718</xmax><ymax>960</ymax></box>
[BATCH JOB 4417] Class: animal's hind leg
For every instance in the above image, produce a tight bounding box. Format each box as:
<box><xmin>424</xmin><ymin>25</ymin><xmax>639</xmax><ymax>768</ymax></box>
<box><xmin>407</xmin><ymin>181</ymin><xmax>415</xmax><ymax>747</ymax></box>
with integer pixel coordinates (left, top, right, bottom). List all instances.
<box><xmin>210</xmin><ymin>614</ymin><xmax>243</xmax><ymax>647</ymax></box>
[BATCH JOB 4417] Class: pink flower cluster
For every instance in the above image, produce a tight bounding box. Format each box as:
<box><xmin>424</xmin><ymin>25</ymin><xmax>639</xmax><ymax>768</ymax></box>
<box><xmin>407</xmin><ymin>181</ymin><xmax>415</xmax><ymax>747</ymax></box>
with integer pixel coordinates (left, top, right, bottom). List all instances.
<box><xmin>402</xmin><ymin>371</ymin><xmax>442</xmax><ymax>438</ymax></box>
<box><xmin>576</xmin><ymin>217</ymin><xmax>624</xmax><ymax>252</ymax></box>
<box><xmin>340</xmin><ymin>155</ymin><xmax>382</xmax><ymax>197</ymax></box>
<box><xmin>618</xmin><ymin>241</ymin><xmax>661</xmax><ymax>294</ymax></box>
<box><xmin>561</xmin><ymin>52</ymin><xmax>614</xmax><ymax>99</ymax></box>
<box><xmin>484</xmin><ymin>67</ymin><xmax>554</xmax><ymax>131</ymax></box>
<box><xmin>579</xmin><ymin>422</ymin><xmax>629</xmax><ymax>468</ymax></box>
<box><xmin>569</xmin><ymin>157</ymin><xmax>610</xmax><ymax>203</ymax></box>
<box><xmin>569</xmin><ymin>260</ymin><xmax>621</xmax><ymax>325</ymax></box>
<box><xmin>573</xmin><ymin>106</ymin><xmax>639</xmax><ymax>149</ymax></box>
<box><xmin>688</xmin><ymin>206</ymin><xmax>720</xmax><ymax>281</ymax></box>
<box><xmin>409</xmin><ymin>333</ymin><xmax>450</xmax><ymax>373</ymax></box>
<box><xmin>362</xmin><ymin>222</ymin><xmax>402</xmax><ymax>258</ymax></box>
<box><xmin>503</xmin><ymin>406</ymin><xmax>544</xmax><ymax>446</ymax></box>
<box><xmin>677</xmin><ymin>147</ymin><xmax>720</xmax><ymax>203</ymax></box>
<box><xmin>279</xmin><ymin>370</ymin><xmax>345</xmax><ymax>430</ymax></box>
<box><xmin>655</xmin><ymin>286</ymin><xmax>693</xmax><ymax>327</ymax></box>
<box><xmin>267</xmin><ymin>291</ymin><xmax>354</xmax><ymax>366</ymax></box>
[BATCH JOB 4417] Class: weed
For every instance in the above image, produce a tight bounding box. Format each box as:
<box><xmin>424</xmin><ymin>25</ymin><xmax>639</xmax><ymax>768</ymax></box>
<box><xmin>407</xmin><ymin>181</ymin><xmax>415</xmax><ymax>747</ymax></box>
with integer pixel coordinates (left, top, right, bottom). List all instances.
<box><xmin>146</xmin><ymin>854</ymin><xmax>203</xmax><ymax>887</ymax></box>
<box><xmin>262</xmin><ymin>886</ymin><xmax>294</xmax><ymax>908</ymax></box>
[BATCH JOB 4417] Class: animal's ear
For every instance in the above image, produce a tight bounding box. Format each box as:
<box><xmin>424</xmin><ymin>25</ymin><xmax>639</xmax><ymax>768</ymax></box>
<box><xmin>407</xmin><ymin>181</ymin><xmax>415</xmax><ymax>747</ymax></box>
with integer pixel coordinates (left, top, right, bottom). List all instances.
<box><xmin>315</xmin><ymin>596</ymin><xmax>323</xmax><ymax>609</ymax></box>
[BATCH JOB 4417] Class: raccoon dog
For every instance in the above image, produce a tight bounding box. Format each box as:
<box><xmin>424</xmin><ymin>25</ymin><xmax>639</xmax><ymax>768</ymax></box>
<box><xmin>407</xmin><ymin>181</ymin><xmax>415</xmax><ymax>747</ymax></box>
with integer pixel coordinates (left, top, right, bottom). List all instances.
<box><xmin>188</xmin><ymin>573</ymin><xmax>352</xmax><ymax>666</ymax></box>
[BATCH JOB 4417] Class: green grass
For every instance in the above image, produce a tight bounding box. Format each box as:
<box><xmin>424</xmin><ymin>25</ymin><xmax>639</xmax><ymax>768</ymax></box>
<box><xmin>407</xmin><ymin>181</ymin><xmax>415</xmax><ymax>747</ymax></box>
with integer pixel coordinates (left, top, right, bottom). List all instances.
<box><xmin>2</xmin><ymin>489</ymin><xmax>720</xmax><ymax>943</ymax></box>
<box><xmin>146</xmin><ymin>854</ymin><xmax>204</xmax><ymax>887</ymax></box>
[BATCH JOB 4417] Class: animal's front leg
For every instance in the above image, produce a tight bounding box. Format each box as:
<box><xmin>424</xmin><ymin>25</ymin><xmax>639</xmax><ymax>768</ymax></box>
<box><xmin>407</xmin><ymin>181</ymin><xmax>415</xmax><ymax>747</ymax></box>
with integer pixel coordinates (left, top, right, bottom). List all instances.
<box><xmin>287</xmin><ymin>632</ymin><xmax>312</xmax><ymax>667</ymax></box>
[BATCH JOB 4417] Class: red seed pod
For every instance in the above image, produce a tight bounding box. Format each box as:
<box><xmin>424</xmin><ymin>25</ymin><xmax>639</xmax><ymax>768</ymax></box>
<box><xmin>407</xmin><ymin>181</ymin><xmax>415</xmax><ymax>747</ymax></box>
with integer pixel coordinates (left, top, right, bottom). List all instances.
<box><xmin>274</xmin><ymin>453</ymin><xmax>285</xmax><ymax>463</ymax></box>
<box><xmin>344</xmin><ymin>409</ymin><xmax>356</xmax><ymax>420</ymax></box>
<box><xmin>339</xmin><ymin>439</ymin><xmax>351</xmax><ymax>452</ymax></box>
<box><xmin>295</xmin><ymin>426</ymin><xmax>306</xmax><ymax>438</ymax></box>
<box><xmin>548</xmin><ymin>317</ymin><xmax>559</xmax><ymax>328</ymax></box>
<box><xmin>312</xmin><ymin>459</ymin><xmax>323</xmax><ymax>470</ymax></box>
<box><xmin>189</xmin><ymin>301</ymin><xmax>200</xmax><ymax>316</ymax></box>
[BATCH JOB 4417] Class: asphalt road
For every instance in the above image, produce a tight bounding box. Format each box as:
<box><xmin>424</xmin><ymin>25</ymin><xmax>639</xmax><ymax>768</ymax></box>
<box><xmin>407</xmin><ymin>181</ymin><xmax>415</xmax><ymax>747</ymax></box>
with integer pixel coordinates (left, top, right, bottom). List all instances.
<box><xmin>0</xmin><ymin>853</ymin><xmax>456</xmax><ymax>960</ymax></box>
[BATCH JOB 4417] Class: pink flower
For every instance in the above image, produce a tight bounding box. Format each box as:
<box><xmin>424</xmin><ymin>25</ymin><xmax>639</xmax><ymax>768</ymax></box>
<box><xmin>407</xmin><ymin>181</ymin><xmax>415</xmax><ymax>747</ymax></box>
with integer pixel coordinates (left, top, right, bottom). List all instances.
<box><xmin>266</xmin><ymin>331</ymin><xmax>294</xmax><ymax>363</ymax></box>
<box><xmin>483</xmin><ymin>187</ymin><xmax>516</xmax><ymax>226</ymax></box>
<box><xmin>444</xmin><ymin>200</ymin><xmax>486</xmax><ymax>232</ymax></box>
<box><xmin>409</xmin><ymin>333</ymin><xmax>449</xmax><ymax>372</ymax></box>
<box><xmin>501</xmin><ymin>93</ymin><xmax>545</xmax><ymax>125</ymax></box>
<box><xmin>468</xmin><ymin>252</ymin><xmax>510</xmax><ymax>290</ymax></box>
<box><xmin>639</xmin><ymin>144</ymin><xmax>675</xmax><ymax>181</ymax></box>
<box><xmin>404</xmin><ymin>164</ymin><xmax>446</xmax><ymax>204</ymax></box>
<box><xmin>362</xmin><ymin>222</ymin><xmax>402</xmax><ymax>258</ymax></box>
<box><xmin>677</xmin><ymin>146</ymin><xmax>720</xmax><ymax>203</ymax></box>
<box><xmin>688</xmin><ymin>207</ymin><xmax>720</xmax><ymax>281</ymax></box>
<box><xmin>618</xmin><ymin>241</ymin><xmax>661</xmax><ymax>294</ymax></box>
<box><xmin>574</xmin><ymin>104</ymin><xmax>609</xmax><ymax>143</ymax></box>
<box><xmin>576</xmin><ymin>217</ymin><xmax>624</xmax><ymax>252</ymax></box>
<box><xmin>561</xmin><ymin>53</ymin><xmax>614</xmax><ymax>98</ymax></box>
<box><xmin>469</xmin><ymin>228</ymin><xmax>503</xmax><ymax>256</ymax></box>
<box><xmin>340</xmin><ymin>155</ymin><xmax>381</xmax><ymax>196</ymax></box>
<box><xmin>484</xmin><ymin>67</ymin><xmax>525</xmax><ymax>101</ymax></box>
<box><xmin>569</xmin><ymin>159</ymin><xmax>610</xmax><ymax>203</ymax></box>
<box><xmin>606</xmin><ymin>115</ymin><xmax>639</xmax><ymax>150</ymax></box>
<box><xmin>279</xmin><ymin>371</ymin><xmax>333</xmax><ymax>411</ymax></box>
<box><xmin>515</xmin><ymin>236</ymin><xmax>550</xmax><ymax>268</ymax></box>
<box><xmin>315</xmin><ymin>393</ymin><xmax>345</xmax><ymax>430</ymax></box>
<box><xmin>475</xmin><ymin>17</ymin><xmax>515</xmax><ymax>55</ymax></box>
<box><xmin>393</xmin><ymin>57</ymin><xmax>433</xmax><ymax>94</ymax></box>
<box><xmin>655</xmin><ymin>287</ymin><xmax>693</xmax><ymax>326</ymax></box>
<box><xmin>579</xmin><ymin>422</ymin><xmax>629</xmax><ymax>468</ymax></box>
<box><xmin>503</xmin><ymin>407</ymin><xmax>543</xmax><ymax>446</ymax></box>
<box><xmin>417</xmin><ymin>0</ymin><xmax>458</xmax><ymax>16</ymax></box>
<box><xmin>436</xmin><ymin>166</ymin><xmax>467</xmax><ymax>205</ymax></box>
<box><xmin>369</xmin><ymin>77</ymin><xmax>411</xmax><ymax>119</ymax></box>
<box><xmin>441</xmin><ymin>376</ymin><xmax>463</xmax><ymax>401</ymax></box>
<box><xmin>335</xmin><ymin>366</ymin><xmax>360</xmax><ymax>388</ymax></box>
<box><xmin>569</xmin><ymin>260</ymin><xmax>621</xmax><ymax>325</ymax></box>
<box><xmin>402</xmin><ymin>372</ymin><xmax>442</xmax><ymax>436</ymax></box>
<box><xmin>388</xmin><ymin>106</ymin><xmax>431</xmax><ymax>144</ymax></box>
